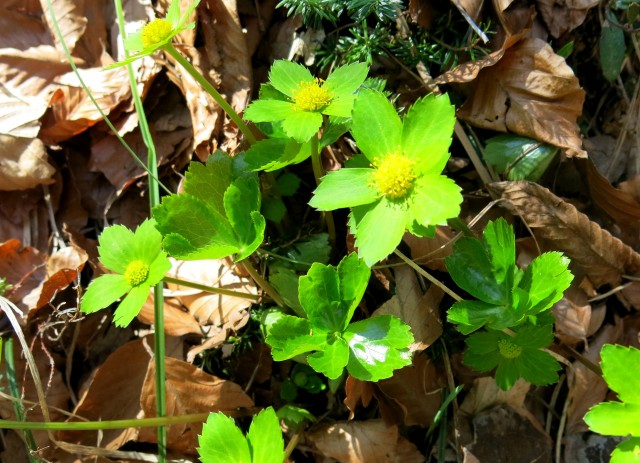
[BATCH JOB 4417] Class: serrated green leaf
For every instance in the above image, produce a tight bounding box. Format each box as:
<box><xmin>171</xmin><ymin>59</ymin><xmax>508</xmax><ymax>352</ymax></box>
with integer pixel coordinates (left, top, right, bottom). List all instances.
<box><xmin>447</xmin><ymin>300</ymin><xmax>511</xmax><ymax>334</ymax></box>
<box><xmin>113</xmin><ymin>285</ymin><xmax>150</xmax><ymax>327</ymax></box>
<box><xmin>408</xmin><ymin>175</ymin><xmax>462</xmax><ymax>226</ymax></box>
<box><xmin>324</xmin><ymin>62</ymin><xmax>369</xmax><ymax>96</ymax></box>
<box><xmin>483</xmin><ymin>218</ymin><xmax>516</xmax><ymax>299</ymax></box>
<box><xmin>282</xmin><ymin>110</ymin><xmax>323</xmax><ymax>142</ymax></box>
<box><xmin>585</xmin><ymin>402</ymin><xmax>640</xmax><ymax>436</ymax></box>
<box><xmin>600</xmin><ymin>20</ymin><xmax>626</xmax><ymax>82</ymax></box>
<box><xmin>277</xmin><ymin>405</ymin><xmax>317</xmax><ymax>431</ymax></box>
<box><xmin>610</xmin><ymin>437</ymin><xmax>640</xmax><ymax>463</ymax></box>
<box><xmin>351</xmin><ymin>89</ymin><xmax>402</xmax><ymax>163</ymax></box>
<box><xmin>244</xmin><ymin>138</ymin><xmax>311</xmax><ymax>172</ymax></box>
<box><xmin>462</xmin><ymin>331</ymin><xmax>502</xmax><ymax>371</ymax></box>
<box><xmin>320</xmin><ymin>117</ymin><xmax>351</xmax><ymax>149</ymax></box>
<box><xmin>246</xmin><ymin>407</ymin><xmax>284</xmax><ymax>463</ymax></box>
<box><xmin>284</xmin><ymin>233</ymin><xmax>331</xmax><ymax>271</ymax></box>
<box><xmin>244</xmin><ymin>99</ymin><xmax>294</xmax><ymax>123</ymax></box>
<box><xmin>224</xmin><ymin>175</ymin><xmax>261</xmax><ymax>243</ymax></box>
<box><xmin>600</xmin><ymin>344</ymin><xmax>640</xmax><ymax>404</ymax></box>
<box><xmin>323</xmin><ymin>96</ymin><xmax>356</xmax><ymax>118</ymax></box>
<box><xmin>310</xmin><ymin>168</ymin><xmax>378</xmax><ymax>211</ymax></box>
<box><xmin>350</xmin><ymin>199</ymin><xmax>408</xmax><ymax>266</ymax></box>
<box><xmin>307</xmin><ymin>336</ymin><xmax>350</xmax><ymax>379</ymax></box>
<box><xmin>518</xmin><ymin>347</ymin><xmax>560</xmax><ymax>386</ymax></box>
<box><xmin>269</xmin><ymin>60</ymin><xmax>314</xmax><ymax>97</ymax></box>
<box><xmin>266</xmin><ymin>316</ymin><xmax>327</xmax><ymax>361</ymax></box>
<box><xmin>445</xmin><ymin>236</ymin><xmax>506</xmax><ymax>305</ymax></box>
<box><xmin>185</xmin><ymin>153</ymin><xmax>233</xmax><ymax>215</ymax></box>
<box><xmin>402</xmin><ymin>93</ymin><xmax>455</xmax><ymax>174</ymax></box>
<box><xmin>262</xmin><ymin>197</ymin><xmax>286</xmax><ymax>223</ymax></box>
<box><xmin>198</xmin><ymin>412</ymin><xmax>251</xmax><ymax>463</ymax></box>
<box><xmin>298</xmin><ymin>253</ymin><xmax>370</xmax><ymax>332</ymax></box>
<box><xmin>518</xmin><ymin>251</ymin><xmax>573</xmax><ymax>315</ymax></box>
<box><xmin>343</xmin><ymin>315</ymin><xmax>413</xmax><ymax>381</ymax></box>
<box><xmin>81</xmin><ymin>274</ymin><xmax>130</xmax><ymax>314</ymax></box>
<box><xmin>268</xmin><ymin>266</ymin><xmax>303</xmax><ymax>316</ymax></box>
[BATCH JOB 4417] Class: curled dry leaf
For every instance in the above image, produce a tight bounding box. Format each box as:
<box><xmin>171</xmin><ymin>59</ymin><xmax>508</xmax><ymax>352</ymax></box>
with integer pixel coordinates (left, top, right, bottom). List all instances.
<box><xmin>536</xmin><ymin>0</ymin><xmax>599</xmax><ymax>38</ymax></box>
<box><xmin>34</xmin><ymin>244</ymin><xmax>88</xmax><ymax>311</ymax></box>
<box><xmin>0</xmin><ymin>135</ymin><xmax>54</xmax><ymax>190</ymax></box>
<box><xmin>40</xmin><ymin>0</ymin><xmax>87</xmax><ymax>56</ymax></box>
<box><xmin>374</xmin><ymin>265</ymin><xmax>443</xmax><ymax>351</ymax></box>
<box><xmin>489</xmin><ymin>180</ymin><xmax>640</xmax><ymax>287</ymax></box>
<box><xmin>344</xmin><ymin>376</ymin><xmax>375</xmax><ymax>420</ymax></box>
<box><xmin>444</xmin><ymin>38</ymin><xmax>586</xmax><ymax>157</ymax></box>
<box><xmin>552</xmin><ymin>280</ymin><xmax>605</xmax><ymax>347</ymax></box>
<box><xmin>138</xmin><ymin>356</ymin><xmax>254</xmax><ymax>454</ymax></box>
<box><xmin>307</xmin><ymin>419</ymin><xmax>425</xmax><ymax>463</ymax></box>
<box><xmin>403</xmin><ymin>226</ymin><xmax>455</xmax><ymax>271</ymax></box>
<box><xmin>0</xmin><ymin>239</ymin><xmax>45</xmax><ymax>316</ymax></box>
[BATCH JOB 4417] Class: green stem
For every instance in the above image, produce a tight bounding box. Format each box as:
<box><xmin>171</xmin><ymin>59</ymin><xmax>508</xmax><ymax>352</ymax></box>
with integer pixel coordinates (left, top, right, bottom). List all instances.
<box><xmin>114</xmin><ymin>2</ymin><xmax>166</xmax><ymax>459</ymax></box>
<box><xmin>163</xmin><ymin>45</ymin><xmax>257</xmax><ymax>145</ymax></box>
<box><xmin>239</xmin><ymin>259</ymin><xmax>286</xmax><ymax>308</ymax></box>
<box><xmin>4</xmin><ymin>339</ymin><xmax>38</xmax><ymax>463</ymax></box>
<box><xmin>394</xmin><ymin>249</ymin><xmax>463</xmax><ymax>302</ymax></box>
<box><xmin>310</xmin><ymin>135</ymin><xmax>336</xmax><ymax>245</ymax></box>
<box><xmin>163</xmin><ymin>276</ymin><xmax>261</xmax><ymax>302</ymax></box>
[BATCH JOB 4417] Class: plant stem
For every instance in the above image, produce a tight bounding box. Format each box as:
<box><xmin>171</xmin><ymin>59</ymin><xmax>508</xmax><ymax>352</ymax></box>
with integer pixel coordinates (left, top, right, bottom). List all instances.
<box><xmin>310</xmin><ymin>135</ymin><xmax>336</xmax><ymax>245</ymax></box>
<box><xmin>163</xmin><ymin>276</ymin><xmax>260</xmax><ymax>302</ymax></box>
<box><xmin>114</xmin><ymin>2</ymin><xmax>166</xmax><ymax>459</ymax></box>
<box><xmin>394</xmin><ymin>249</ymin><xmax>463</xmax><ymax>302</ymax></box>
<box><xmin>163</xmin><ymin>45</ymin><xmax>257</xmax><ymax>145</ymax></box>
<box><xmin>239</xmin><ymin>259</ymin><xmax>286</xmax><ymax>308</ymax></box>
<box><xmin>4</xmin><ymin>339</ymin><xmax>38</xmax><ymax>463</ymax></box>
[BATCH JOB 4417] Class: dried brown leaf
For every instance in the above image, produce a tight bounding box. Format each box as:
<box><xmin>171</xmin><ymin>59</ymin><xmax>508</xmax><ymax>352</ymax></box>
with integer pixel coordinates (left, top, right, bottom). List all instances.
<box><xmin>375</xmin><ymin>355</ymin><xmax>444</xmax><ymax>426</ymax></box>
<box><xmin>0</xmin><ymin>135</ymin><xmax>54</xmax><ymax>190</ymax></box>
<box><xmin>488</xmin><ymin>181</ymin><xmax>640</xmax><ymax>287</ymax></box>
<box><xmin>344</xmin><ymin>376</ymin><xmax>375</xmax><ymax>420</ymax></box>
<box><xmin>456</xmin><ymin>38</ymin><xmax>586</xmax><ymax>157</ymax></box>
<box><xmin>374</xmin><ymin>266</ymin><xmax>442</xmax><ymax>351</ymax></box>
<box><xmin>536</xmin><ymin>0</ymin><xmax>598</xmax><ymax>38</ymax></box>
<box><xmin>307</xmin><ymin>420</ymin><xmax>424</xmax><ymax>463</ymax></box>
<box><xmin>139</xmin><ymin>357</ymin><xmax>254</xmax><ymax>453</ymax></box>
<box><xmin>0</xmin><ymin>239</ymin><xmax>45</xmax><ymax>316</ymax></box>
<box><xmin>403</xmin><ymin>226</ymin><xmax>455</xmax><ymax>271</ymax></box>
<box><xmin>40</xmin><ymin>0</ymin><xmax>87</xmax><ymax>56</ymax></box>
<box><xmin>459</xmin><ymin>377</ymin><xmax>530</xmax><ymax>416</ymax></box>
<box><xmin>35</xmin><ymin>244</ymin><xmax>88</xmax><ymax>310</ymax></box>
<box><xmin>0</xmin><ymin>188</ymin><xmax>49</xmax><ymax>251</ymax></box>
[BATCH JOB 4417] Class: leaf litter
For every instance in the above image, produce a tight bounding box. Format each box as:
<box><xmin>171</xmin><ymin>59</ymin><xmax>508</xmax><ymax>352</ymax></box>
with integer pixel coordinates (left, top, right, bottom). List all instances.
<box><xmin>1</xmin><ymin>0</ymin><xmax>640</xmax><ymax>461</ymax></box>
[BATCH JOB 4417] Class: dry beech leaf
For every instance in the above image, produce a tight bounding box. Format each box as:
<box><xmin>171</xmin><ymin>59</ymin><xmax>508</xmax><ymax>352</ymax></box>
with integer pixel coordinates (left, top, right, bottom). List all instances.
<box><xmin>0</xmin><ymin>239</ymin><xmax>45</xmax><ymax>316</ymax></box>
<box><xmin>58</xmin><ymin>338</ymin><xmax>153</xmax><ymax>449</ymax></box>
<box><xmin>488</xmin><ymin>181</ymin><xmax>640</xmax><ymax>287</ymax></box>
<box><xmin>375</xmin><ymin>354</ymin><xmax>444</xmax><ymax>426</ymax></box>
<box><xmin>455</xmin><ymin>38</ymin><xmax>586</xmax><ymax>157</ymax></box>
<box><xmin>307</xmin><ymin>420</ymin><xmax>424</xmax><ymax>463</ymax></box>
<box><xmin>35</xmin><ymin>244</ymin><xmax>88</xmax><ymax>310</ymax></box>
<box><xmin>0</xmin><ymin>85</ymin><xmax>49</xmax><ymax>138</ymax></box>
<box><xmin>403</xmin><ymin>226</ymin><xmax>455</xmax><ymax>271</ymax></box>
<box><xmin>552</xmin><ymin>280</ymin><xmax>603</xmax><ymax>347</ymax></box>
<box><xmin>344</xmin><ymin>376</ymin><xmax>375</xmax><ymax>420</ymax></box>
<box><xmin>40</xmin><ymin>0</ymin><xmax>87</xmax><ymax>56</ymax></box>
<box><xmin>138</xmin><ymin>356</ymin><xmax>254</xmax><ymax>454</ymax></box>
<box><xmin>536</xmin><ymin>0</ymin><xmax>598</xmax><ymax>38</ymax></box>
<box><xmin>460</xmin><ymin>377</ymin><xmax>530</xmax><ymax>417</ymax></box>
<box><xmin>374</xmin><ymin>265</ymin><xmax>442</xmax><ymax>351</ymax></box>
<box><xmin>0</xmin><ymin>188</ymin><xmax>49</xmax><ymax>251</ymax></box>
<box><xmin>460</xmin><ymin>404</ymin><xmax>552</xmax><ymax>462</ymax></box>
<box><xmin>0</xmin><ymin>135</ymin><xmax>55</xmax><ymax>190</ymax></box>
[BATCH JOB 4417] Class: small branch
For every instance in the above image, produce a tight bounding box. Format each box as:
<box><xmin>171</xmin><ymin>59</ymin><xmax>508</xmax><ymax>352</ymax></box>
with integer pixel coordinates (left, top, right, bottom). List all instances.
<box><xmin>163</xmin><ymin>276</ymin><xmax>261</xmax><ymax>302</ymax></box>
<box><xmin>394</xmin><ymin>249</ymin><xmax>463</xmax><ymax>302</ymax></box>
<box><xmin>239</xmin><ymin>259</ymin><xmax>286</xmax><ymax>308</ymax></box>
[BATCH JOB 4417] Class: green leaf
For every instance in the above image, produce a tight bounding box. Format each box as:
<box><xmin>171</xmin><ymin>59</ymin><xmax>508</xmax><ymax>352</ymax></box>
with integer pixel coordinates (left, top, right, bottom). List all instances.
<box><xmin>277</xmin><ymin>405</ymin><xmax>317</xmax><ymax>431</ymax></box>
<box><xmin>483</xmin><ymin>135</ymin><xmax>558</xmax><ymax>181</ymax></box>
<box><xmin>600</xmin><ymin>20</ymin><xmax>626</xmax><ymax>82</ymax></box>
<box><xmin>462</xmin><ymin>331</ymin><xmax>502</xmax><ymax>371</ymax></box>
<box><xmin>282</xmin><ymin>110</ymin><xmax>323</xmax><ymax>142</ymax></box>
<box><xmin>320</xmin><ymin>117</ymin><xmax>351</xmax><ymax>149</ymax></box>
<box><xmin>343</xmin><ymin>315</ymin><xmax>413</xmax><ymax>381</ymax></box>
<box><xmin>268</xmin><ymin>266</ymin><xmax>303</xmax><ymax>317</ymax></box>
<box><xmin>350</xmin><ymin>199</ymin><xmax>408</xmax><ymax>266</ymax></box>
<box><xmin>262</xmin><ymin>197</ymin><xmax>286</xmax><ymax>223</ymax></box>
<box><xmin>324</xmin><ymin>62</ymin><xmax>369</xmax><ymax>97</ymax></box>
<box><xmin>323</xmin><ymin>96</ymin><xmax>356</xmax><ymax>118</ymax></box>
<box><xmin>244</xmin><ymin>138</ymin><xmax>311</xmax><ymax>172</ymax></box>
<box><xmin>402</xmin><ymin>93</ymin><xmax>455</xmax><ymax>174</ymax></box>
<box><xmin>309</xmin><ymin>168</ymin><xmax>379</xmax><ymax>210</ymax></box>
<box><xmin>408</xmin><ymin>175</ymin><xmax>462</xmax><ymax>227</ymax></box>
<box><xmin>351</xmin><ymin>89</ymin><xmax>402</xmax><ymax>163</ymax></box>
<box><xmin>81</xmin><ymin>274</ymin><xmax>130</xmax><ymax>315</ymax></box>
<box><xmin>483</xmin><ymin>218</ymin><xmax>516</xmax><ymax>299</ymax></box>
<box><xmin>246</xmin><ymin>407</ymin><xmax>285</xmax><ymax>463</ymax></box>
<box><xmin>518</xmin><ymin>347</ymin><xmax>560</xmax><ymax>386</ymax></box>
<box><xmin>445</xmin><ymin>236</ymin><xmax>506</xmax><ymax>305</ymax></box>
<box><xmin>244</xmin><ymin>99</ymin><xmax>293</xmax><ymax>123</ymax></box>
<box><xmin>185</xmin><ymin>153</ymin><xmax>233</xmax><ymax>216</ymax></box>
<box><xmin>198</xmin><ymin>412</ymin><xmax>251</xmax><ymax>463</ymax></box>
<box><xmin>97</xmin><ymin>225</ymin><xmax>138</xmax><ymax>274</ymax></box>
<box><xmin>113</xmin><ymin>285</ymin><xmax>150</xmax><ymax>327</ymax></box>
<box><xmin>269</xmin><ymin>60</ymin><xmax>314</xmax><ymax>97</ymax></box>
<box><xmin>585</xmin><ymin>402</ymin><xmax>640</xmax><ymax>436</ymax></box>
<box><xmin>610</xmin><ymin>437</ymin><xmax>640</xmax><ymax>463</ymax></box>
<box><xmin>600</xmin><ymin>344</ymin><xmax>640</xmax><ymax>404</ymax></box>
<box><xmin>266</xmin><ymin>316</ymin><xmax>327</xmax><ymax>361</ymax></box>
<box><xmin>283</xmin><ymin>233</ymin><xmax>331</xmax><ymax>271</ymax></box>
<box><xmin>307</xmin><ymin>336</ymin><xmax>350</xmax><ymax>379</ymax></box>
<box><xmin>275</xmin><ymin>172</ymin><xmax>301</xmax><ymax>196</ymax></box>
<box><xmin>298</xmin><ymin>253</ymin><xmax>370</xmax><ymax>332</ymax></box>
<box><xmin>518</xmin><ymin>251</ymin><xmax>573</xmax><ymax>315</ymax></box>
<box><xmin>447</xmin><ymin>300</ymin><xmax>511</xmax><ymax>334</ymax></box>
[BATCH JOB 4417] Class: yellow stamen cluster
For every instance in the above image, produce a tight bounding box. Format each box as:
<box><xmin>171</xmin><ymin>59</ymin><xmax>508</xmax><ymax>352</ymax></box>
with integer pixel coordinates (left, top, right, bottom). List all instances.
<box><xmin>498</xmin><ymin>339</ymin><xmax>522</xmax><ymax>359</ymax></box>
<box><xmin>124</xmin><ymin>260</ymin><xmax>150</xmax><ymax>287</ymax></box>
<box><xmin>373</xmin><ymin>153</ymin><xmax>416</xmax><ymax>200</ymax></box>
<box><xmin>292</xmin><ymin>79</ymin><xmax>332</xmax><ymax>112</ymax></box>
<box><xmin>141</xmin><ymin>19</ymin><xmax>173</xmax><ymax>48</ymax></box>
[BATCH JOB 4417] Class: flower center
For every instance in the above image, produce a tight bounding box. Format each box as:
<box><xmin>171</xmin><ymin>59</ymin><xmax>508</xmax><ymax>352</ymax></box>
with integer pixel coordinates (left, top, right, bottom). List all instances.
<box><xmin>498</xmin><ymin>339</ymin><xmax>522</xmax><ymax>359</ymax></box>
<box><xmin>292</xmin><ymin>79</ymin><xmax>332</xmax><ymax>112</ymax></box>
<box><xmin>141</xmin><ymin>19</ymin><xmax>173</xmax><ymax>48</ymax></box>
<box><xmin>124</xmin><ymin>260</ymin><xmax>150</xmax><ymax>287</ymax></box>
<box><xmin>373</xmin><ymin>154</ymin><xmax>416</xmax><ymax>200</ymax></box>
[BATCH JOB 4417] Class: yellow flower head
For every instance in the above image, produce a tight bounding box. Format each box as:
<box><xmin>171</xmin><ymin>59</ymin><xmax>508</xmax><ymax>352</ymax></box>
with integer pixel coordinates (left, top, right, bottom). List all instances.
<box><xmin>141</xmin><ymin>18</ymin><xmax>174</xmax><ymax>49</ymax></box>
<box><xmin>372</xmin><ymin>153</ymin><xmax>416</xmax><ymax>200</ymax></box>
<box><xmin>292</xmin><ymin>78</ymin><xmax>333</xmax><ymax>112</ymax></box>
<box><xmin>498</xmin><ymin>339</ymin><xmax>523</xmax><ymax>359</ymax></box>
<box><xmin>124</xmin><ymin>260</ymin><xmax>150</xmax><ymax>287</ymax></box>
